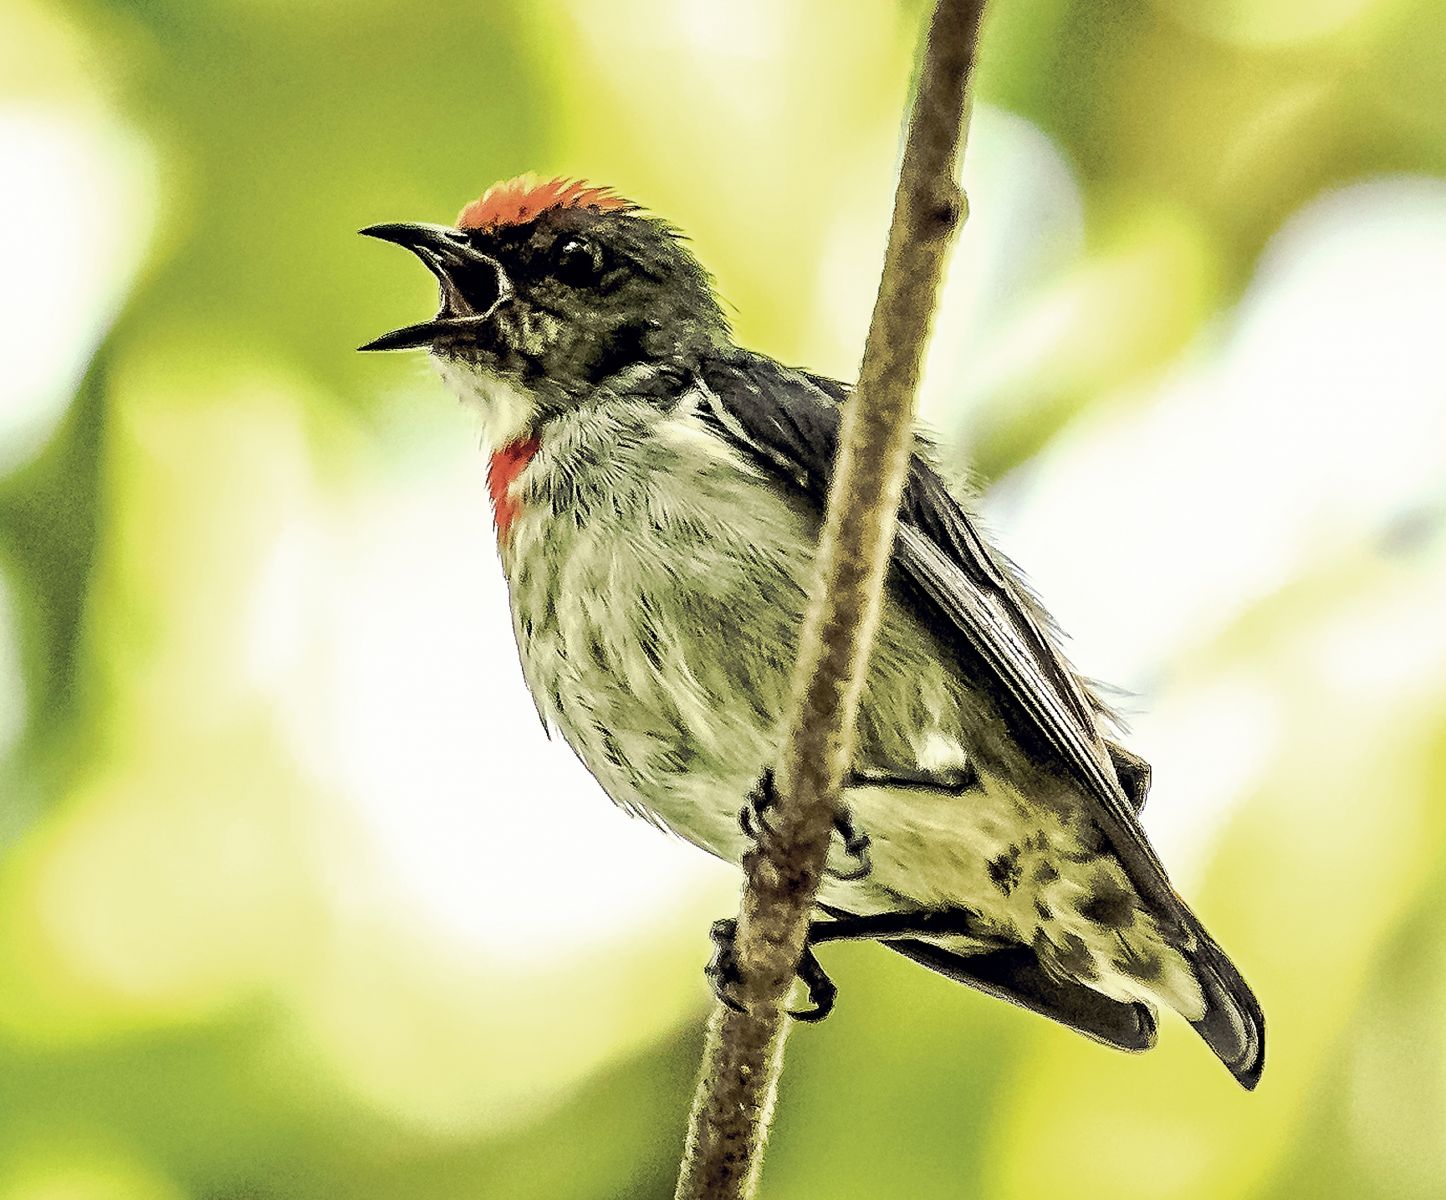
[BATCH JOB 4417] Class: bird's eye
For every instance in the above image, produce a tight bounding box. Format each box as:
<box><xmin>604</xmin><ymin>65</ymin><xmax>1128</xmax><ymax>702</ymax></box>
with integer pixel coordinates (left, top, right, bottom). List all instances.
<box><xmin>551</xmin><ymin>236</ymin><xmax>602</xmax><ymax>286</ymax></box>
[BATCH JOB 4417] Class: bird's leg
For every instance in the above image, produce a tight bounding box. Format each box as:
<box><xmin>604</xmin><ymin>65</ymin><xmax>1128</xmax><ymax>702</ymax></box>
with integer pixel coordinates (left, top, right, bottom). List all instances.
<box><xmin>703</xmin><ymin>917</ymin><xmax>840</xmax><ymax>1021</ymax></box>
<box><xmin>808</xmin><ymin>907</ymin><xmax>1009</xmax><ymax>949</ymax></box>
<box><xmin>706</xmin><ymin>909</ymin><xmax>1003</xmax><ymax>1022</ymax></box>
<box><xmin>824</xmin><ymin>763</ymin><xmax>990</xmax><ymax>879</ymax></box>
<box><xmin>845</xmin><ymin>762</ymin><xmax>983</xmax><ymax>796</ymax></box>
<box><xmin>738</xmin><ymin>769</ymin><xmax>871</xmax><ymax>880</ymax></box>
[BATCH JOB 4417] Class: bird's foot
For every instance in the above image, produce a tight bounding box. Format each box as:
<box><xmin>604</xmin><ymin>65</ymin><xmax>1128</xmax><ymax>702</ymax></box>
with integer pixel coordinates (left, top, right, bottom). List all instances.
<box><xmin>737</xmin><ymin>770</ymin><xmax>871</xmax><ymax>880</ymax></box>
<box><xmin>790</xmin><ymin>945</ymin><xmax>838</xmax><ymax>1021</ymax></box>
<box><xmin>705</xmin><ymin>918</ymin><xmax>746</xmax><ymax>1015</ymax></box>
<box><xmin>826</xmin><ymin>807</ymin><xmax>871</xmax><ymax>881</ymax></box>
<box><xmin>737</xmin><ymin>771</ymin><xmax>780</xmax><ymax>851</ymax></box>
<box><xmin>704</xmin><ymin>917</ymin><xmax>839</xmax><ymax>1022</ymax></box>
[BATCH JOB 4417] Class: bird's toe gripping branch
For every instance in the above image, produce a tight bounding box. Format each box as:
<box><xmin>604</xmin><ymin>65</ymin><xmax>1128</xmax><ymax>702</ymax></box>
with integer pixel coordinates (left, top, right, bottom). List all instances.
<box><xmin>704</xmin><ymin>918</ymin><xmax>747</xmax><ymax>1016</ymax></box>
<box><xmin>827</xmin><ymin>808</ymin><xmax>872</xmax><ymax>882</ymax></box>
<box><xmin>736</xmin><ymin>771</ymin><xmax>781</xmax><ymax>849</ymax></box>
<box><xmin>705</xmin><ymin>918</ymin><xmax>839</xmax><ymax>1023</ymax></box>
<box><xmin>737</xmin><ymin>770</ymin><xmax>872</xmax><ymax>881</ymax></box>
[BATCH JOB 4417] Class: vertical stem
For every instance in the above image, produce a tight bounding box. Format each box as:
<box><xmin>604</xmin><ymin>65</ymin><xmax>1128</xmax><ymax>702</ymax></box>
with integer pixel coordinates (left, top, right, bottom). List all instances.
<box><xmin>674</xmin><ymin>2</ymin><xmax>990</xmax><ymax>1197</ymax></box>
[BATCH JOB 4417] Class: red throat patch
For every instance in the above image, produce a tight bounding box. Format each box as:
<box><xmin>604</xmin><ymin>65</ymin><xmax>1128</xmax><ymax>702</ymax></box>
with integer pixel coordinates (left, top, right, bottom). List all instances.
<box><xmin>457</xmin><ymin>175</ymin><xmax>632</xmax><ymax>232</ymax></box>
<box><xmin>487</xmin><ymin>437</ymin><xmax>540</xmax><ymax>541</ymax></box>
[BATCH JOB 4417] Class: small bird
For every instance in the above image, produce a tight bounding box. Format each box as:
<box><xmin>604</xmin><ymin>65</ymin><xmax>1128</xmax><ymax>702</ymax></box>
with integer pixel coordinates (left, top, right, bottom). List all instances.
<box><xmin>360</xmin><ymin>175</ymin><xmax>1264</xmax><ymax>1088</ymax></box>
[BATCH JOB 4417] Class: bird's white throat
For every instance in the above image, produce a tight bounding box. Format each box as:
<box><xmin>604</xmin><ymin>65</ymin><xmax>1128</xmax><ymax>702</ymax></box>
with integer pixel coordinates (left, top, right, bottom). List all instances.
<box><xmin>434</xmin><ymin>358</ymin><xmax>539</xmax><ymax>452</ymax></box>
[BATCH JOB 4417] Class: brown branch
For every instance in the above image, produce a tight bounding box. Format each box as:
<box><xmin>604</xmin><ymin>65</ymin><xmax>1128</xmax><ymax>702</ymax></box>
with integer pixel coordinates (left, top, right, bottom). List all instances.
<box><xmin>673</xmin><ymin>2</ymin><xmax>990</xmax><ymax>1196</ymax></box>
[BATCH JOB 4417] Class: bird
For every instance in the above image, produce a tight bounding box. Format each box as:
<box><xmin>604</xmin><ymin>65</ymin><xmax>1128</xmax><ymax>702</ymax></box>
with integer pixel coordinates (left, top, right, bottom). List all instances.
<box><xmin>359</xmin><ymin>174</ymin><xmax>1265</xmax><ymax>1089</ymax></box>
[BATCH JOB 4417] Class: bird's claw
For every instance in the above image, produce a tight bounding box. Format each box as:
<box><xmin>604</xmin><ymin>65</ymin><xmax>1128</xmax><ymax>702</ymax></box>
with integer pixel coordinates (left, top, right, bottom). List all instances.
<box><xmin>705</xmin><ymin>918</ymin><xmax>748</xmax><ymax>1015</ymax></box>
<box><xmin>738</xmin><ymin>770</ymin><xmax>871</xmax><ymax>881</ymax></box>
<box><xmin>703</xmin><ymin>917</ymin><xmax>839</xmax><ymax>1022</ymax></box>
<box><xmin>789</xmin><ymin>946</ymin><xmax>837</xmax><ymax>1022</ymax></box>
<box><xmin>826</xmin><ymin>809</ymin><xmax>872</xmax><ymax>881</ymax></box>
<box><xmin>738</xmin><ymin>771</ymin><xmax>780</xmax><ymax>850</ymax></box>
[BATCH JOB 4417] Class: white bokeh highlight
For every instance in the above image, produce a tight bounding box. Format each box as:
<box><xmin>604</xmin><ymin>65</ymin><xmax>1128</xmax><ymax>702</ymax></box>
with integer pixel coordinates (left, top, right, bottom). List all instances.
<box><xmin>0</xmin><ymin>107</ymin><xmax>154</xmax><ymax>472</ymax></box>
<box><xmin>992</xmin><ymin>175</ymin><xmax>1446</xmax><ymax>688</ymax></box>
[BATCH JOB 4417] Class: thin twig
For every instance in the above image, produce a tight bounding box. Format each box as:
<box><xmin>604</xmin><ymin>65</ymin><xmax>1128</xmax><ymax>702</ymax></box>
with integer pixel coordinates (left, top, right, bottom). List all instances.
<box><xmin>673</xmin><ymin>2</ymin><xmax>989</xmax><ymax>1196</ymax></box>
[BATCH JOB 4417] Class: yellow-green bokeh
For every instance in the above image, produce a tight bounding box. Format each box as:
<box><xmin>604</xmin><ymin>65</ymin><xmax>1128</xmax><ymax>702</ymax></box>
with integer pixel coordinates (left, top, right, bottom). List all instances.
<box><xmin>2</xmin><ymin>0</ymin><xmax>1445</xmax><ymax>1196</ymax></box>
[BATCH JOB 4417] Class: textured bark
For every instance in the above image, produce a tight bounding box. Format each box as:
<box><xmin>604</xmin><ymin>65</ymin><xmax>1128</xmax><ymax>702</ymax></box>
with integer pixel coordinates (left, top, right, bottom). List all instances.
<box><xmin>673</xmin><ymin>2</ymin><xmax>990</xmax><ymax>1197</ymax></box>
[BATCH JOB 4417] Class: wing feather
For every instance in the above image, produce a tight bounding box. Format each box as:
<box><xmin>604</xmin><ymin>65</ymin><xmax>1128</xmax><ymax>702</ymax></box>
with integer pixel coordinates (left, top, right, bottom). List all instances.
<box><xmin>694</xmin><ymin>353</ymin><xmax>1186</xmax><ymax>929</ymax></box>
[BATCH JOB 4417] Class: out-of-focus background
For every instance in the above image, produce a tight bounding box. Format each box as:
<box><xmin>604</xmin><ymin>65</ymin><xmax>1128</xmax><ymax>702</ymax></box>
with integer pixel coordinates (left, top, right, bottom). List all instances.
<box><xmin>2</xmin><ymin>0</ymin><xmax>1445</xmax><ymax>1195</ymax></box>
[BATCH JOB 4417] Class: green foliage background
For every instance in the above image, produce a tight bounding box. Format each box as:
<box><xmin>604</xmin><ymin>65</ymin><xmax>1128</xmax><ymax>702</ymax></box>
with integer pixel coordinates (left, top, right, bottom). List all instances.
<box><xmin>2</xmin><ymin>0</ymin><xmax>1445</xmax><ymax>1196</ymax></box>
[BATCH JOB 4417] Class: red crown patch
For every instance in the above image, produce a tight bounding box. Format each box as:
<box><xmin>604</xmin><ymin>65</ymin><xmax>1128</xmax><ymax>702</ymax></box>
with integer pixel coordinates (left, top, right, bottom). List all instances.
<box><xmin>457</xmin><ymin>175</ymin><xmax>633</xmax><ymax>231</ymax></box>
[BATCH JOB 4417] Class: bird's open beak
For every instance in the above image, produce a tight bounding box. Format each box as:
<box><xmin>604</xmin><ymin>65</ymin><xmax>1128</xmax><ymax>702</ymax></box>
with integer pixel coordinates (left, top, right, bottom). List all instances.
<box><xmin>358</xmin><ymin>222</ymin><xmax>513</xmax><ymax>351</ymax></box>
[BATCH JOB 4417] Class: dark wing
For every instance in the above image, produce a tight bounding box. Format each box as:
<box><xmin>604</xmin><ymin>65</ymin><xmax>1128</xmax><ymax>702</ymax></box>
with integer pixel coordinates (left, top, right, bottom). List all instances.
<box><xmin>695</xmin><ymin>351</ymin><xmax>1263</xmax><ymax>1087</ymax></box>
<box><xmin>694</xmin><ymin>351</ymin><xmax>1165</xmax><ymax>900</ymax></box>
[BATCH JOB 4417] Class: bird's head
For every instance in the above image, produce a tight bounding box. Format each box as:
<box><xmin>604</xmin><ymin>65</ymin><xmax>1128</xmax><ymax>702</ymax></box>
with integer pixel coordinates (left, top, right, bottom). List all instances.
<box><xmin>360</xmin><ymin>176</ymin><xmax>728</xmax><ymax>434</ymax></box>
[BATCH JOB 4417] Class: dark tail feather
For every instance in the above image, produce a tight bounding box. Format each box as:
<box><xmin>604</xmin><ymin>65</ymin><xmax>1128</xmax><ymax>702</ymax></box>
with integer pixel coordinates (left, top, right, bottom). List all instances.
<box><xmin>1184</xmin><ymin>925</ymin><xmax>1265</xmax><ymax>1089</ymax></box>
<box><xmin>885</xmin><ymin>938</ymin><xmax>1158</xmax><ymax>1053</ymax></box>
<box><xmin>1091</xmin><ymin>791</ymin><xmax>1266</xmax><ymax>1088</ymax></box>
